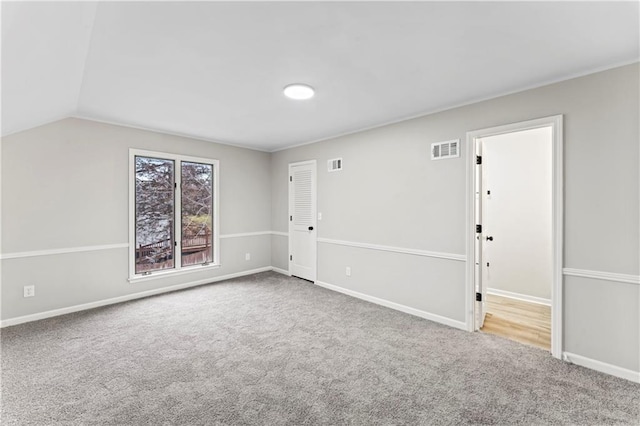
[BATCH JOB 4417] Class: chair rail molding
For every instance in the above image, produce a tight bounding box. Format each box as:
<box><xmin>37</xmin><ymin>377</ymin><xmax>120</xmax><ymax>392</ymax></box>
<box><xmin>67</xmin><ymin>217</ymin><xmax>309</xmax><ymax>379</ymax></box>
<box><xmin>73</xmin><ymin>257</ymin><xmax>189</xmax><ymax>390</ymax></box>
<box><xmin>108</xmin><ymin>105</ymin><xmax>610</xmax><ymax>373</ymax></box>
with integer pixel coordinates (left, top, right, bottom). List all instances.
<box><xmin>563</xmin><ymin>268</ymin><xmax>640</xmax><ymax>285</ymax></box>
<box><xmin>316</xmin><ymin>237</ymin><xmax>466</xmax><ymax>262</ymax></box>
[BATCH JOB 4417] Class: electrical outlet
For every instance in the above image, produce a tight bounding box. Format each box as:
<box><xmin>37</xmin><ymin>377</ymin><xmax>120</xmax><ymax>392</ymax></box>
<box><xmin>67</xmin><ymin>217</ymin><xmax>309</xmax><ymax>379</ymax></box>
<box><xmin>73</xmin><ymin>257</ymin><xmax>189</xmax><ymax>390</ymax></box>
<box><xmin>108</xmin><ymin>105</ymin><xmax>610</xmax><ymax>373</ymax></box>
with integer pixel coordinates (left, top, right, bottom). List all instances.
<box><xmin>24</xmin><ymin>285</ymin><xmax>35</xmax><ymax>298</ymax></box>
<box><xmin>317</xmin><ymin>212</ymin><xmax>322</xmax><ymax>220</ymax></box>
<box><xmin>346</xmin><ymin>267</ymin><xmax>351</xmax><ymax>277</ymax></box>
<box><xmin>245</xmin><ymin>252</ymin><xmax>251</xmax><ymax>261</ymax></box>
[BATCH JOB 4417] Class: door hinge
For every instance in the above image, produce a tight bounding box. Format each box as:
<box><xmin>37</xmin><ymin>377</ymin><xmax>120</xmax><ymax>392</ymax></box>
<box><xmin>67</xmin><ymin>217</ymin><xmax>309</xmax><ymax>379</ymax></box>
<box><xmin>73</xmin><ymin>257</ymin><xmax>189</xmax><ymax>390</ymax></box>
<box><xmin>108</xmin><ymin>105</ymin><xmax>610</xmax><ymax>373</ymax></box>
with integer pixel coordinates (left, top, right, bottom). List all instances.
<box><xmin>476</xmin><ymin>155</ymin><xmax>482</xmax><ymax>165</ymax></box>
<box><xmin>289</xmin><ymin>176</ymin><xmax>292</xmax><ymax>182</ymax></box>
<box><xmin>476</xmin><ymin>224</ymin><xmax>482</xmax><ymax>233</ymax></box>
<box><xmin>289</xmin><ymin>255</ymin><xmax>292</xmax><ymax>261</ymax></box>
<box><xmin>174</xmin><ymin>182</ymin><xmax>177</xmax><ymax>189</ymax></box>
<box><xmin>290</xmin><ymin>215</ymin><xmax>293</xmax><ymax>221</ymax></box>
<box><xmin>476</xmin><ymin>292</ymin><xmax>482</xmax><ymax>302</ymax></box>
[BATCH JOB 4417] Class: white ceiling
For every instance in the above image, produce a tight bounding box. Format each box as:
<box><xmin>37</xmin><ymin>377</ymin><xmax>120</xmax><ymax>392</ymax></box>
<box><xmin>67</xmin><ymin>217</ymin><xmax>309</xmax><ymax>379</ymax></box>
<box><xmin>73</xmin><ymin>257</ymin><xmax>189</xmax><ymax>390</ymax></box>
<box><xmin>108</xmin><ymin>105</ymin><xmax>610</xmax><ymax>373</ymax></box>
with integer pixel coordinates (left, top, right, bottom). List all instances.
<box><xmin>2</xmin><ymin>1</ymin><xmax>97</xmax><ymax>137</ymax></box>
<box><xmin>2</xmin><ymin>1</ymin><xmax>638</xmax><ymax>151</ymax></box>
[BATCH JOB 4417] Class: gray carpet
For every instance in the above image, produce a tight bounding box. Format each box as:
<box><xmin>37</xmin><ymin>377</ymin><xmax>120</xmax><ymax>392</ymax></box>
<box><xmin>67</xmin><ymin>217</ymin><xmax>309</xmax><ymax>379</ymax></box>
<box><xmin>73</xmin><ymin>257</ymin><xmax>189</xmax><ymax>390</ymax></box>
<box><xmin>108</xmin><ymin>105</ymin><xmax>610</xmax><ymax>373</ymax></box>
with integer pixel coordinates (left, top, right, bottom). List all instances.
<box><xmin>1</xmin><ymin>272</ymin><xmax>638</xmax><ymax>425</ymax></box>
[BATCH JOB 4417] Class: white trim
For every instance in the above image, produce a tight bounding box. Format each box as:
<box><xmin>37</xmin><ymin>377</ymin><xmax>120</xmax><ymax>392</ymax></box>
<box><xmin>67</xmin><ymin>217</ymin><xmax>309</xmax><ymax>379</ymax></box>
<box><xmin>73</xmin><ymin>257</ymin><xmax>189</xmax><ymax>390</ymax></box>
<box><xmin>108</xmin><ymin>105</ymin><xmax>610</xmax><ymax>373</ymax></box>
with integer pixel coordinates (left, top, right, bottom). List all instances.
<box><xmin>219</xmin><ymin>231</ymin><xmax>272</xmax><ymax>239</ymax></box>
<box><xmin>269</xmin><ymin>60</ymin><xmax>638</xmax><ymax>153</ymax></box>
<box><xmin>551</xmin><ymin>115</ymin><xmax>564</xmax><ymax>360</ymax></box>
<box><xmin>0</xmin><ymin>243</ymin><xmax>128</xmax><ymax>260</ymax></box>
<box><xmin>317</xmin><ymin>237</ymin><xmax>466</xmax><ymax>262</ymax></box>
<box><xmin>128</xmin><ymin>263</ymin><xmax>221</xmax><ymax>283</ymax></box>
<box><xmin>487</xmin><ymin>288</ymin><xmax>551</xmax><ymax>306</ymax></box>
<box><xmin>0</xmin><ymin>232</ymin><xmax>289</xmax><ymax>260</ymax></box>
<box><xmin>271</xmin><ymin>267</ymin><xmax>291</xmax><ymax>276</ymax></box>
<box><xmin>288</xmin><ymin>160</ymin><xmax>317</xmax><ymax>167</ymax></box>
<box><xmin>0</xmin><ymin>267</ymin><xmax>273</xmax><ymax>328</ymax></box>
<box><xmin>563</xmin><ymin>352</ymin><xmax>640</xmax><ymax>384</ymax></box>
<box><xmin>563</xmin><ymin>268</ymin><xmax>640</xmax><ymax>285</ymax></box>
<box><xmin>315</xmin><ymin>280</ymin><xmax>467</xmax><ymax>331</ymax></box>
<box><xmin>466</xmin><ymin>115</ymin><xmax>564</xmax><ymax>358</ymax></box>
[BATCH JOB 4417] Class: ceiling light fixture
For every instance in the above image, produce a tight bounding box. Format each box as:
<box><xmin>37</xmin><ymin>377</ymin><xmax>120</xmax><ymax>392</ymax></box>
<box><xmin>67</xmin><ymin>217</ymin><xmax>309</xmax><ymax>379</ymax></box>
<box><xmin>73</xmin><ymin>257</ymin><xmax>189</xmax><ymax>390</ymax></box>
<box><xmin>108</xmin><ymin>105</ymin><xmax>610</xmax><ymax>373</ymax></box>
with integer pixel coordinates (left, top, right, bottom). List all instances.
<box><xmin>283</xmin><ymin>83</ymin><xmax>315</xmax><ymax>100</ymax></box>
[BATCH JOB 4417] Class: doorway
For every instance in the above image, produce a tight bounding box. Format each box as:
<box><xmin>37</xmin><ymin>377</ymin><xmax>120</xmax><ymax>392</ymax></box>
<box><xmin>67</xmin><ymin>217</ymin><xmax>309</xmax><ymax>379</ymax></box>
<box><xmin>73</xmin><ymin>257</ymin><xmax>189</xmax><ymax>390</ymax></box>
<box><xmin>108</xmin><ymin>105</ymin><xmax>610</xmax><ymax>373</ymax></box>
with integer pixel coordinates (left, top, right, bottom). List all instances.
<box><xmin>466</xmin><ymin>116</ymin><xmax>563</xmax><ymax>358</ymax></box>
<box><xmin>288</xmin><ymin>160</ymin><xmax>317</xmax><ymax>282</ymax></box>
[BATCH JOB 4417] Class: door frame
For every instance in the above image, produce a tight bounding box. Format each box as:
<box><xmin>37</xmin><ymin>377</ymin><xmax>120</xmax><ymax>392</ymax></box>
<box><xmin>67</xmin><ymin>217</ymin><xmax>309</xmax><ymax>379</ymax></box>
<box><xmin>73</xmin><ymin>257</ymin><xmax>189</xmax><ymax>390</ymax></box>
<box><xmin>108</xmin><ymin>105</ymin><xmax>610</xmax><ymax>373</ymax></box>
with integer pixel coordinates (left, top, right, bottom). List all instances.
<box><xmin>465</xmin><ymin>115</ymin><xmax>563</xmax><ymax>359</ymax></box>
<box><xmin>288</xmin><ymin>159</ymin><xmax>318</xmax><ymax>281</ymax></box>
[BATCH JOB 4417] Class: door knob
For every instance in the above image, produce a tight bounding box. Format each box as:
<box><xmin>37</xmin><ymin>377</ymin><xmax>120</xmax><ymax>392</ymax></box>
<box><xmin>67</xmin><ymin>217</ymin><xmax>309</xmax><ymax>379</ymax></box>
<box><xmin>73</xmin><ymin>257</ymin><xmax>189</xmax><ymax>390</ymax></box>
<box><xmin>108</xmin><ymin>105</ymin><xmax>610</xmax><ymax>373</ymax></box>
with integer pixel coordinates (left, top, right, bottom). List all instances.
<box><xmin>486</xmin><ymin>236</ymin><xmax>493</xmax><ymax>241</ymax></box>
<box><xmin>308</xmin><ymin>226</ymin><xmax>314</xmax><ymax>231</ymax></box>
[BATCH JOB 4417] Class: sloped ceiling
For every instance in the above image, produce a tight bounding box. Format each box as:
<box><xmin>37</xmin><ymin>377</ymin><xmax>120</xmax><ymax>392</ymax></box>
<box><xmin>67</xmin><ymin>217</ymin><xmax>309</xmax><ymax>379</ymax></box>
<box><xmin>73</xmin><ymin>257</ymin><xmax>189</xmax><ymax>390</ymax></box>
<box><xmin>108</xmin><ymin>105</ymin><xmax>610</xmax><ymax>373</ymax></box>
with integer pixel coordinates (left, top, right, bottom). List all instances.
<box><xmin>2</xmin><ymin>1</ymin><xmax>639</xmax><ymax>151</ymax></box>
<box><xmin>1</xmin><ymin>1</ymin><xmax>97</xmax><ymax>136</ymax></box>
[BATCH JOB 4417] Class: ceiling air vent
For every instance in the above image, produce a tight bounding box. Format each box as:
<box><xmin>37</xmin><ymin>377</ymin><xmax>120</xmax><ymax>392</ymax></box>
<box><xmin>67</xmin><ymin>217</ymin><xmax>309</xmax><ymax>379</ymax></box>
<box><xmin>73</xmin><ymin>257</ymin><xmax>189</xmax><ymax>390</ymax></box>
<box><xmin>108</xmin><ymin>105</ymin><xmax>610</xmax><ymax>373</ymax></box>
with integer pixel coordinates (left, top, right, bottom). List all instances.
<box><xmin>328</xmin><ymin>158</ymin><xmax>343</xmax><ymax>172</ymax></box>
<box><xmin>431</xmin><ymin>139</ymin><xmax>460</xmax><ymax>160</ymax></box>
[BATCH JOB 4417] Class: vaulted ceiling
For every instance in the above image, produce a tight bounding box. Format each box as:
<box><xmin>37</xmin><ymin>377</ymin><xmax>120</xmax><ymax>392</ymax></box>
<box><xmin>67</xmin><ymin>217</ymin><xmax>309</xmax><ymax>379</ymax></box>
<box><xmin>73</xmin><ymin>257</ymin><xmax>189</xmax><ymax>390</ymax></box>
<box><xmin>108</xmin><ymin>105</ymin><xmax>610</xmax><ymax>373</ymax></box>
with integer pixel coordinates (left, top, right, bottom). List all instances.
<box><xmin>2</xmin><ymin>1</ymin><xmax>638</xmax><ymax>151</ymax></box>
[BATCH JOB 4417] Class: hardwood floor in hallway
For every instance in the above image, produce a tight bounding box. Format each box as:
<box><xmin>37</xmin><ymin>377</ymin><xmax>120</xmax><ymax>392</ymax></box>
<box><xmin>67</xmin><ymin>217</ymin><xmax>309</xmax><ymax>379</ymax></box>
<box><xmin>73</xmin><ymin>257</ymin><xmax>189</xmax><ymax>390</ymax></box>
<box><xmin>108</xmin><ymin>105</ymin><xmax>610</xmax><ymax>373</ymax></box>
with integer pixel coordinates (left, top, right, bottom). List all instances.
<box><xmin>481</xmin><ymin>294</ymin><xmax>551</xmax><ymax>351</ymax></box>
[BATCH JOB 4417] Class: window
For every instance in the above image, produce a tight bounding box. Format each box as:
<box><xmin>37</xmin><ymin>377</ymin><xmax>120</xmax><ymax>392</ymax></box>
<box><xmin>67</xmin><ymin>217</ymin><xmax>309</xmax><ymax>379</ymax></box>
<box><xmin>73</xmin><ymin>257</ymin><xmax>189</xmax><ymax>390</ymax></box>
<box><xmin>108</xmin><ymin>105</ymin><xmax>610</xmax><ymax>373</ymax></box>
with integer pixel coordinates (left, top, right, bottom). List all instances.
<box><xmin>129</xmin><ymin>149</ymin><xmax>219</xmax><ymax>280</ymax></box>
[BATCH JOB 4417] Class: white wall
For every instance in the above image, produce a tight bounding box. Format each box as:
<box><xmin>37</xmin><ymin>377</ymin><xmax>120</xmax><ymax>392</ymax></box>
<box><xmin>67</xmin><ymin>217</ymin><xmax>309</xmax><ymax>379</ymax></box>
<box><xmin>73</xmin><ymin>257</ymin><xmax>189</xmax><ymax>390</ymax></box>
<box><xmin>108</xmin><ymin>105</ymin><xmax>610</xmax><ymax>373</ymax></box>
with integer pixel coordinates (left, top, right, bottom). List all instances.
<box><xmin>271</xmin><ymin>63</ymin><xmax>639</xmax><ymax>373</ymax></box>
<box><xmin>1</xmin><ymin>118</ymin><xmax>272</xmax><ymax>321</ymax></box>
<box><xmin>481</xmin><ymin>127</ymin><xmax>552</xmax><ymax>300</ymax></box>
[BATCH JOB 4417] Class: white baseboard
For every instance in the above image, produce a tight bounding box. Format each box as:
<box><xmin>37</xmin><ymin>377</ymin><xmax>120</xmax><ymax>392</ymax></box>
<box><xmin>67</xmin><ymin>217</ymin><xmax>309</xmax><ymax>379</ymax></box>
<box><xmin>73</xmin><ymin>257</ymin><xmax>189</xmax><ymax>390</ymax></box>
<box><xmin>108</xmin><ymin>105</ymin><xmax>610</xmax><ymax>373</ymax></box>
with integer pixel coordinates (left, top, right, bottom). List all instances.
<box><xmin>271</xmin><ymin>267</ymin><xmax>290</xmax><ymax>276</ymax></box>
<box><xmin>487</xmin><ymin>288</ymin><xmax>551</xmax><ymax>306</ymax></box>
<box><xmin>563</xmin><ymin>352</ymin><xmax>640</xmax><ymax>383</ymax></box>
<box><xmin>0</xmin><ymin>266</ymin><xmax>273</xmax><ymax>328</ymax></box>
<box><xmin>315</xmin><ymin>280</ymin><xmax>467</xmax><ymax>331</ymax></box>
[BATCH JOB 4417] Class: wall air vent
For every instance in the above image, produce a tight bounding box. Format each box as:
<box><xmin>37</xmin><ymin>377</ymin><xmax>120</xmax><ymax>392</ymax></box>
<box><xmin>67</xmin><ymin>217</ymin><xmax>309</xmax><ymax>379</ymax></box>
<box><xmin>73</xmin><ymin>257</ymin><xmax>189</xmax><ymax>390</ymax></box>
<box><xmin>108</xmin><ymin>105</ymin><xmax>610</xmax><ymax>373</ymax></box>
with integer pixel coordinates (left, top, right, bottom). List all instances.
<box><xmin>328</xmin><ymin>158</ymin><xmax>343</xmax><ymax>172</ymax></box>
<box><xmin>431</xmin><ymin>139</ymin><xmax>460</xmax><ymax>160</ymax></box>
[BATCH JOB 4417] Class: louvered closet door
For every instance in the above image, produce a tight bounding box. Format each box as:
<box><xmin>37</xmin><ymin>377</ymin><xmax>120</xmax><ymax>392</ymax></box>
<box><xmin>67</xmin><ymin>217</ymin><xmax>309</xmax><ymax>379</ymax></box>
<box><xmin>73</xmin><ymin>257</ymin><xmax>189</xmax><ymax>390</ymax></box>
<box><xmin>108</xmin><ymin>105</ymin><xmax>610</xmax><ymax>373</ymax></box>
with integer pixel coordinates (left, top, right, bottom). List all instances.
<box><xmin>289</xmin><ymin>161</ymin><xmax>317</xmax><ymax>282</ymax></box>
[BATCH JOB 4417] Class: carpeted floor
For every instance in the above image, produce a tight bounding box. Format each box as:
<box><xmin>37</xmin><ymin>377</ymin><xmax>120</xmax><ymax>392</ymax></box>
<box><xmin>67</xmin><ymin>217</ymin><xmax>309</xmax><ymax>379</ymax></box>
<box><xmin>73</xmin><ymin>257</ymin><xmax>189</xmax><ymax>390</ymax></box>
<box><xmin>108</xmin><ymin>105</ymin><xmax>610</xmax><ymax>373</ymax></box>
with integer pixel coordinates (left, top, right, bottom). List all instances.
<box><xmin>2</xmin><ymin>272</ymin><xmax>638</xmax><ymax>425</ymax></box>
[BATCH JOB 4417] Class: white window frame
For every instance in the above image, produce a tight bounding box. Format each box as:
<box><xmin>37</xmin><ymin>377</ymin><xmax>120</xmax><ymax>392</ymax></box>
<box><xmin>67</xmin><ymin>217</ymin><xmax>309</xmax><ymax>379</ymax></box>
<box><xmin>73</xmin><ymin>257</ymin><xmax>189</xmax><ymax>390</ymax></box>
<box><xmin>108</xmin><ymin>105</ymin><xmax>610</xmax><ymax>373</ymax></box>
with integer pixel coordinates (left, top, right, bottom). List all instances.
<box><xmin>128</xmin><ymin>149</ymin><xmax>220</xmax><ymax>282</ymax></box>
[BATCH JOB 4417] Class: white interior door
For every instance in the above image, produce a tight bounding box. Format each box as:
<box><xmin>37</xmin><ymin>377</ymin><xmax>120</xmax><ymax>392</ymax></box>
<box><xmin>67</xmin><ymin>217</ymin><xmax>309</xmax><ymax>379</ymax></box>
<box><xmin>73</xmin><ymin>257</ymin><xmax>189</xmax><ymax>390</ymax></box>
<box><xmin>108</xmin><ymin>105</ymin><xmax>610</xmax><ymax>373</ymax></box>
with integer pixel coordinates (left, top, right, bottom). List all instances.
<box><xmin>468</xmin><ymin>115</ymin><xmax>562</xmax><ymax>357</ymax></box>
<box><xmin>289</xmin><ymin>161</ymin><xmax>317</xmax><ymax>282</ymax></box>
<box><xmin>474</xmin><ymin>139</ymin><xmax>486</xmax><ymax>330</ymax></box>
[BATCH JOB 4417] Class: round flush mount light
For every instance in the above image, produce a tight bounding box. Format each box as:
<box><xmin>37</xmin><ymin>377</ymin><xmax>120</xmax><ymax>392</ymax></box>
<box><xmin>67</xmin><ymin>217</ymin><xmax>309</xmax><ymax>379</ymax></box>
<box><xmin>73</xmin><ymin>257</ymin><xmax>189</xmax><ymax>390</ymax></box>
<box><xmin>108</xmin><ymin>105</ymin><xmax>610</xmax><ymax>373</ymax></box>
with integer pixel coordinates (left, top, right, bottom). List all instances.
<box><xmin>283</xmin><ymin>83</ymin><xmax>315</xmax><ymax>100</ymax></box>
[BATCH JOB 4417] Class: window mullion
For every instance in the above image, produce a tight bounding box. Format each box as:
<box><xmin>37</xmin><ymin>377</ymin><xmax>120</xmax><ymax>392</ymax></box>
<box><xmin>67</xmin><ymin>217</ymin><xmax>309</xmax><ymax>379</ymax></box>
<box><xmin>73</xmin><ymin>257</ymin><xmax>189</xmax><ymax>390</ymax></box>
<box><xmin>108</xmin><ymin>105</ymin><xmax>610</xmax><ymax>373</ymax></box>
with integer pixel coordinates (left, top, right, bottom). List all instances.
<box><xmin>175</xmin><ymin>160</ymin><xmax>182</xmax><ymax>271</ymax></box>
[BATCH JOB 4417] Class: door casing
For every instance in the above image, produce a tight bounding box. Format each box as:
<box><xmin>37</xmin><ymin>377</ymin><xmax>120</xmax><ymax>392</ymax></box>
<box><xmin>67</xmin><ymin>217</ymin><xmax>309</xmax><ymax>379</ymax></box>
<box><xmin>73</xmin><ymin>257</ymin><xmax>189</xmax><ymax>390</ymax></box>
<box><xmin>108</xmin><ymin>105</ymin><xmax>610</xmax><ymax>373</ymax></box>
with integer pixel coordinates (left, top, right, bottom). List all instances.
<box><xmin>465</xmin><ymin>115</ymin><xmax>563</xmax><ymax>359</ymax></box>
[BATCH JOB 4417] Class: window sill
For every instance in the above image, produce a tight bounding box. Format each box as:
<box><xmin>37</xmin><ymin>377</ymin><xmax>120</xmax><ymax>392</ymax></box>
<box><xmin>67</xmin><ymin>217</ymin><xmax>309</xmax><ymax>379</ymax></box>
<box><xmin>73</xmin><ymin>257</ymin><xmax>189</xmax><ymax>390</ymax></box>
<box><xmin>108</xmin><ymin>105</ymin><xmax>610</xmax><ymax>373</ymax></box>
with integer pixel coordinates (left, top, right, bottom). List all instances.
<box><xmin>128</xmin><ymin>264</ymin><xmax>221</xmax><ymax>283</ymax></box>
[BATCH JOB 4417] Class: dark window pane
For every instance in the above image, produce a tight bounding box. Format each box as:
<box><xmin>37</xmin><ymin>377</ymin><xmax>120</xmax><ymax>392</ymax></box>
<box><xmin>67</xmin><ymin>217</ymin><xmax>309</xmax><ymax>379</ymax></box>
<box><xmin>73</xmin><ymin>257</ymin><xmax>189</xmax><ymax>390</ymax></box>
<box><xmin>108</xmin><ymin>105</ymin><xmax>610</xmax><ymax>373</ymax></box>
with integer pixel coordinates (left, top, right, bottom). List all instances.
<box><xmin>181</xmin><ymin>161</ymin><xmax>213</xmax><ymax>266</ymax></box>
<box><xmin>135</xmin><ymin>156</ymin><xmax>175</xmax><ymax>273</ymax></box>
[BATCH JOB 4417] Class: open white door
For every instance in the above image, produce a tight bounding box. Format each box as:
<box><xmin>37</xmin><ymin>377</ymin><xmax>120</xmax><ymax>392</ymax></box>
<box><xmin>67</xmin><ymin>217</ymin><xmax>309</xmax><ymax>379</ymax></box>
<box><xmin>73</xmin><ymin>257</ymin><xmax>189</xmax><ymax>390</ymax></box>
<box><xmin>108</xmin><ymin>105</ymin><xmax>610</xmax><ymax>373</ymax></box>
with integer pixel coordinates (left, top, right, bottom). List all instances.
<box><xmin>474</xmin><ymin>139</ymin><xmax>486</xmax><ymax>330</ymax></box>
<box><xmin>467</xmin><ymin>115</ymin><xmax>563</xmax><ymax>358</ymax></box>
<box><xmin>288</xmin><ymin>160</ymin><xmax>317</xmax><ymax>282</ymax></box>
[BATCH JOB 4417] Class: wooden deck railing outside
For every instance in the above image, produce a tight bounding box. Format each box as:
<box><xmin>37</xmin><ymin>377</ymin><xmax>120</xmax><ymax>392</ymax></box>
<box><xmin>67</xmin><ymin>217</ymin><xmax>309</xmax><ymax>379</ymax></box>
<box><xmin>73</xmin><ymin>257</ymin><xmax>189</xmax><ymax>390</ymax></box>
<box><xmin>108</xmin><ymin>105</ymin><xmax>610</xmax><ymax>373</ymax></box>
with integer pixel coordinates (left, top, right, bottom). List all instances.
<box><xmin>136</xmin><ymin>229</ymin><xmax>211</xmax><ymax>263</ymax></box>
